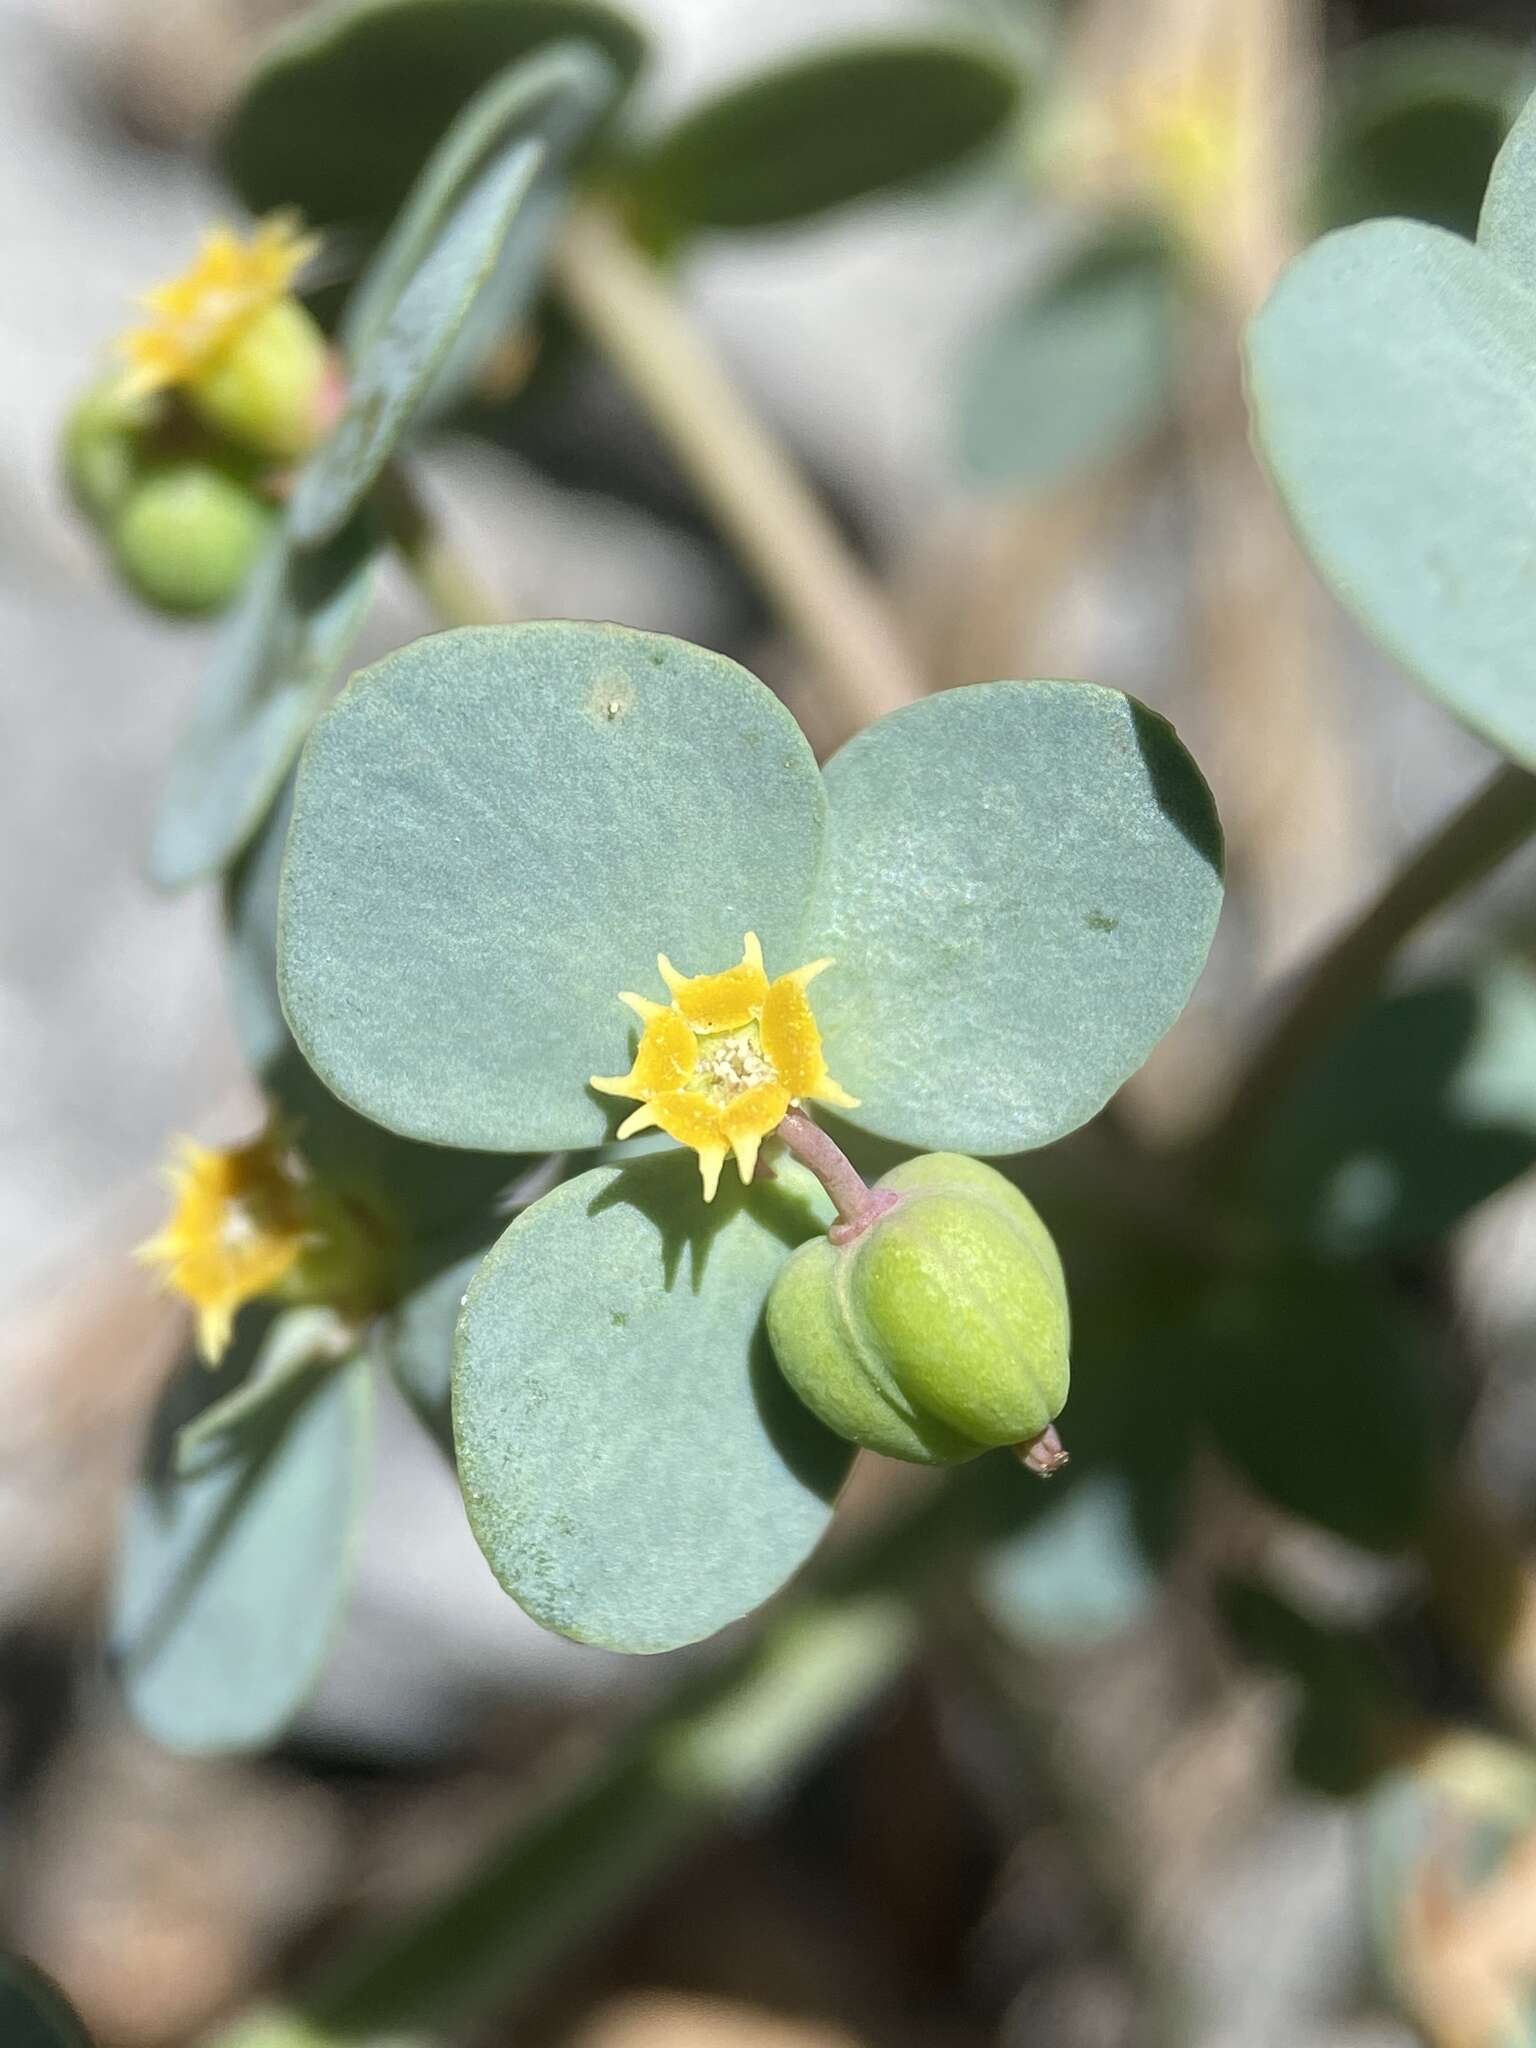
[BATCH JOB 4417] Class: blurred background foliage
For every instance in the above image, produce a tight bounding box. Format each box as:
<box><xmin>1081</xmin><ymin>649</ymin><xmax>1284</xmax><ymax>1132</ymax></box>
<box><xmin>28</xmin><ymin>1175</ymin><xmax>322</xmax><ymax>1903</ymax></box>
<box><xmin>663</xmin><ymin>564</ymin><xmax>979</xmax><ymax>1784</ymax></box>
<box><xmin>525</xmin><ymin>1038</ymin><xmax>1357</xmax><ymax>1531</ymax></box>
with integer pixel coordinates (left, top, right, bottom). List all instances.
<box><xmin>8</xmin><ymin>0</ymin><xmax>1536</xmax><ymax>2045</ymax></box>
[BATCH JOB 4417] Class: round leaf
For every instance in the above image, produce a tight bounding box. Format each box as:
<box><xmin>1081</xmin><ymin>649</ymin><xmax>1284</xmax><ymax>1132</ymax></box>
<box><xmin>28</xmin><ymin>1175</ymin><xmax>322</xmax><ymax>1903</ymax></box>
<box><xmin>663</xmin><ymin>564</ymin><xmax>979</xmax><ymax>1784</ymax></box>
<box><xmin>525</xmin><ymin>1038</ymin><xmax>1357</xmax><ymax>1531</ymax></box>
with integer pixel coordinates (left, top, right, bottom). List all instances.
<box><xmin>955</xmin><ymin>226</ymin><xmax>1180</xmax><ymax>492</ymax></box>
<box><xmin>1246</xmin><ymin>218</ymin><xmax>1536</xmax><ymax>769</ymax></box>
<box><xmin>148</xmin><ymin>519</ymin><xmax>377</xmax><ymax>891</ymax></box>
<box><xmin>1193</xmin><ymin>1262</ymin><xmax>1435</xmax><ymax>1553</ymax></box>
<box><xmin>1314</xmin><ymin>31</ymin><xmax>1523</xmax><ymax>239</ymax></box>
<box><xmin>453</xmin><ymin>1154</ymin><xmax>854</xmax><ymax>1652</ymax></box>
<box><xmin>631</xmin><ymin>39</ymin><xmax>1023</xmax><ymax>233</ymax></box>
<box><xmin>279</xmin><ymin>623</ymin><xmax>827</xmax><ymax>1152</ymax></box>
<box><xmin>0</xmin><ymin>1958</ymin><xmax>93</xmax><ymax>2048</ymax></box>
<box><xmin>340</xmin><ymin>39</ymin><xmax>619</xmax><ymax>399</ymax></box>
<box><xmin>1254</xmin><ymin>960</ymin><xmax>1536</xmax><ymax>1256</ymax></box>
<box><xmin>218</xmin><ymin>0</ymin><xmax>646</xmax><ymax>235</ymax></box>
<box><xmin>225</xmin><ymin>776</ymin><xmax>526</xmax><ymax>1242</ymax></box>
<box><xmin>111</xmin><ymin>1331</ymin><xmax>372</xmax><ymax>1753</ymax></box>
<box><xmin>805</xmin><ymin>681</ymin><xmax>1223</xmax><ymax>1153</ymax></box>
<box><xmin>290</xmin><ymin>137</ymin><xmax>543</xmax><ymax>548</ymax></box>
<box><xmin>1481</xmin><ymin>77</ymin><xmax>1536</xmax><ymax>294</ymax></box>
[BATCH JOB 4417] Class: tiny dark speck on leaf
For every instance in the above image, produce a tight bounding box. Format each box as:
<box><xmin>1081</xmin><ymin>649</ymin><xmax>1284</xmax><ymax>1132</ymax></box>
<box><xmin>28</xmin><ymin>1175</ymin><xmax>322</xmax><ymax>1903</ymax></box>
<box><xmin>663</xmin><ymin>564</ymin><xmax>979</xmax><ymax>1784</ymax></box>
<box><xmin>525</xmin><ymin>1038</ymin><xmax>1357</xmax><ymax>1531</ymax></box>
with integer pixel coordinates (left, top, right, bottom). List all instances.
<box><xmin>610</xmin><ymin>1310</ymin><xmax>628</xmax><ymax>1328</ymax></box>
<box><xmin>1085</xmin><ymin>909</ymin><xmax>1119</xmax><ymax>932</ymax></box>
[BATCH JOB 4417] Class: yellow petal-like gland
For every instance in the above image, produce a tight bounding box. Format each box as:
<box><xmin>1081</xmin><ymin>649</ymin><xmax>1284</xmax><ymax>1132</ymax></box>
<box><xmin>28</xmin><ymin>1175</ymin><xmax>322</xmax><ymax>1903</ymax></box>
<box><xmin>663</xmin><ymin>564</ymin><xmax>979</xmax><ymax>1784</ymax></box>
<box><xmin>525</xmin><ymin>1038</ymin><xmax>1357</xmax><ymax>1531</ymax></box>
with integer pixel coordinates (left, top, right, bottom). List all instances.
<box><xmin>136</xmin><ymin>1132</ymin><xmax>311</xmax><ymax>1363</ymax></box>
<box><xmin>596</xmin><ymin>934</ymin><xmax>857</xmax><ymax>1200</ymax></box>
<box><xmin>118</xmin><ymin>213</ymin><xmax>320</xmax><ymax>400</ymax></box>
<box><xmin>657</xmin><ymin>932</ymin><xmax>768</xmax><ymax>1031</ymax></box>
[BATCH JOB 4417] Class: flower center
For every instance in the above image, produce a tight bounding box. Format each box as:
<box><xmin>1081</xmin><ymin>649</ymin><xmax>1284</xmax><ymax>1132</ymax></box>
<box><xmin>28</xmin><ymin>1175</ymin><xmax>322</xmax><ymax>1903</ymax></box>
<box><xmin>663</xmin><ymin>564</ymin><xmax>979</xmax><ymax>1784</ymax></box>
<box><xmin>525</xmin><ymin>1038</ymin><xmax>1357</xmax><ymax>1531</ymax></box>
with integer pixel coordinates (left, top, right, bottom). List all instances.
<box><xmin>692</xmin><ymin>1025</ymin><xmax>775</xmax><ymax>1106</ymax></box>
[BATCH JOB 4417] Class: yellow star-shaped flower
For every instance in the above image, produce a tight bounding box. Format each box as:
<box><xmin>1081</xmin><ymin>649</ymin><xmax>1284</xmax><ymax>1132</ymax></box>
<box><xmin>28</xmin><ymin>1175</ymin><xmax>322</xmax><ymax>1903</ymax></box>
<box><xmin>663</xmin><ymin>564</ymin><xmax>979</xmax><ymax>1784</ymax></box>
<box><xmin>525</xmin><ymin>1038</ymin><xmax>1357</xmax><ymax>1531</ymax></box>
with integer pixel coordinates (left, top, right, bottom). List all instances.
<box><xmin>135</xmin><ymin>1129</ymin><xmax>314</xmax><ymax>1364</ymax></box>
<box><xmin>118</xmin><ymin>213</ymin><xmax>319</xmax><ymax>399</ymax></box>
<box><xmin>591</xmin><ymin>933</ymin><xmax>858</xmax><ymax>1201</ymax></box>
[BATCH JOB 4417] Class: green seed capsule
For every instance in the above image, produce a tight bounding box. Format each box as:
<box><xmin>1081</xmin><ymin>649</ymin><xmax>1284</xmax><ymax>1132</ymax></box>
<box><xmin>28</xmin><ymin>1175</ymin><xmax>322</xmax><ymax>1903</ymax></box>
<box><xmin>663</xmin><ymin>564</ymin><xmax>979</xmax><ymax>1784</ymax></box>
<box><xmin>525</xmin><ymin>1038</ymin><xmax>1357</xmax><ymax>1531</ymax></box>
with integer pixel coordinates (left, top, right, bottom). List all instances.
<box><xmin>767</xmin><ymin>1153</ymin><xmax>1071</xmax><ymax>1466</ymax></box>
<box><xmin>109</xmin><ymin>459</ymin><xmax>273</xmax><ymax>616</ymax></box>
<box><xmin>61</xmin><ymin>380</ymin><xmax>148</xmax><ymax>526</ymax></box>
<box><xmin>185</xmin><ymin>296</ymin><xmax>332</xmax><ymax>462</ymax></box>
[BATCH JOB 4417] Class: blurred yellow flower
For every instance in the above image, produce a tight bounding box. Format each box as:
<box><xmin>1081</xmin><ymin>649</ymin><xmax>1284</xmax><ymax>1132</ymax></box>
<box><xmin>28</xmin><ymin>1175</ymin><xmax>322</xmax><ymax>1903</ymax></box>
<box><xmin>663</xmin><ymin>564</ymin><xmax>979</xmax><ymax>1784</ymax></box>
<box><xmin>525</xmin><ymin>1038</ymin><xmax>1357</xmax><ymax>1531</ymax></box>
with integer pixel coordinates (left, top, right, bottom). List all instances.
<box><xmin>136</xmin><ymin>1129</ymin><xmax>313</xmax><ymax>1364</ymax></box>
<box><xmin>592</xmin><ymin>932</ymin><xmax>858</xmax><ymax>1201</ymax></box>
<box><xmin>119</xmin><ymin>214</ymin><xmax>319</xmax><ymax>399</ymax></box>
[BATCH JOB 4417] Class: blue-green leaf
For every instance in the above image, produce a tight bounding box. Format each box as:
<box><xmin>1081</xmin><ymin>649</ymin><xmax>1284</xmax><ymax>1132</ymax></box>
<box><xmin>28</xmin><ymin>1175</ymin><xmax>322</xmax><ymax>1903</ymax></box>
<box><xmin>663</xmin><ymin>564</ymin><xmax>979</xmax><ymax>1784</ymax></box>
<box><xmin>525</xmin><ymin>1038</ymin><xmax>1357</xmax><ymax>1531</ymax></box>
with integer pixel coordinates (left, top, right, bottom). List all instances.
<box><xmin>148</xmin><ymin>519</ymin><xmax>377</xmax><ymax>891</ymax></box>
<box><xmin>1254</xmin><ymin>960</ymin><xmax>1536</xmax><ymax>1256</ymax></box>
<box><xmin>218</xmin><ymin>0</ymin><xmax>646</xmax><ymax>236</ymax></box>
<box><xmin>111</xmin><ymin>1329</ymin><xmax>372</xmax><ymax>1753</ymax></box>
<box><xmin>341</xmin><ymin>40</ymin><xmax>619</xmax><ymax>405</ymax></box>
<box><xmin>1193</xmin><ymin>1262</ymin><xmax>1435</xmax><ymax>1553</ymax></box>
<box><xmin>1246</xmin><ymin>217</ymin><xmax>1536</xmax><ymax>768</ymax></box>
<box><xmin>1315</xmin><ymin>31</ymin><xmax>1525</xmax><ymax>239</ymax></box>
<box><xmin>225</xmin><ymin>776</ymin><xmax>526</xmax><ymax>1242</ymax></box>
<box><xmin>290</xmin><ymin>138</ymin><xmax>542</xmax><ymax>548</ymax></box>
<box><xmin>279</xmin><ymin>623</ymin><xmax>826</xmax><ymax>1152</ymax></box>
<box><xmin>174</xmin><ymin>1306</ymin><xmax>355</xmax><ymax>1476</ymax></box>
<box><xmin>453</xmin><ymin>1153</ymin><xmax>853</xmax><ymax>1652</ymax></box>
<box><xmin>1476</xmin><ymin>70</ymin><xmax>1536</xmax><ymax>292</ymax></box>
<box><xmin>0</xmin><ymin>1958</ymin><xmax>93</xmax><ymax>2048</ymax></box>
<box><xmin>629</xmin><ymin>38</ymin><xmax>1023</xmax><ymax>233</ymax></box>
<box><xmin>806</xmin><ymin>682</ymin><xmax>1223</xmax><ymax>1153</ymax></box>
<box><xmin>955</xmin><ymin>226</ymin><xmax>1180</xmax><ymax>492</ymax></box>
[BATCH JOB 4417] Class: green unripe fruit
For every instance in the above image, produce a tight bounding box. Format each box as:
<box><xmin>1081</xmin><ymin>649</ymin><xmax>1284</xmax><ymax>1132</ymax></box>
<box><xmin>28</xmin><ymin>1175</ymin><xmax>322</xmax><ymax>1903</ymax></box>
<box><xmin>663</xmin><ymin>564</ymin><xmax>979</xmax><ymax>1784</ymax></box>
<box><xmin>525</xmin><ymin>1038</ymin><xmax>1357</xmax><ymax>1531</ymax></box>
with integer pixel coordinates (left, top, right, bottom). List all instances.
<box><xmin>186</xmin><ymin>297</ymin><xmax>332</xmax><ymax>462</ymax></box>
<box><xmin>109</xmin><ymin>459</ymin><xmax>274</xmax><ymax>616</ymax></box>
<box><xmin>61</xmin><ymin>379</ymin><xmax>148</xmax><ymax>525</ymax></box>
<box><xmin>767</xmin><ymin>1153</ymin><xmax>1071</xmax><ymax>1466</ymax></box>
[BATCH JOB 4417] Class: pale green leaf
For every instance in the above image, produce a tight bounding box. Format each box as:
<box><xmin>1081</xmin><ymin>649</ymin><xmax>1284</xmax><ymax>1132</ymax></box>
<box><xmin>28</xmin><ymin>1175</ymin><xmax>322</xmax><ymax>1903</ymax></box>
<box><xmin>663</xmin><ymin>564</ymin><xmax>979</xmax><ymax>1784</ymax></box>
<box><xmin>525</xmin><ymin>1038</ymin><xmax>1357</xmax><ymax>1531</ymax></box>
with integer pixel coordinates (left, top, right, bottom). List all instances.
<box><xmin>112</xmin><ymin>1331</ymin><xmax>372</xmax><ymax>1752</ymax></box>
<box><xmin>453</xmin><ymin>1153</ymin><xmax>853</xmax><ymax>1652</ymax></box>
<box><xmin>278</xmin><ymin>623</ymin><xmax>826</xmax><ymax>1152</ymax></box>
<box><xmin>806</xmin><ymin>681</ymin><xmax>1223</xmax><ymax>1152</ymax></box>
<box><xmin>1246</xmin><ymin>217</ymin><xmax>1536</xmax><ymax>768</ymax></box>
<box><xmin>148</xmin><ymin>519</ymin><xmax>377</xmax><ymax>891</ymax></box>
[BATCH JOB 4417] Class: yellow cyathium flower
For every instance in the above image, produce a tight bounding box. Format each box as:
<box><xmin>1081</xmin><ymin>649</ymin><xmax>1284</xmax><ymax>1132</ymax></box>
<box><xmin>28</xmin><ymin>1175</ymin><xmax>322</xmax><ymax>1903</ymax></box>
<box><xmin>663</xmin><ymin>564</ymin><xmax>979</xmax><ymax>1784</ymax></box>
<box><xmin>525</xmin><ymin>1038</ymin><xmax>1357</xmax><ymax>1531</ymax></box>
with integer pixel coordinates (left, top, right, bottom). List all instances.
<box><xmin>136</xmin><ymin>1129</ymin><xmax>315</xmax><ymax>1365</ymax></box>
<box><xmin>1123</xmin><ymin>70</ymin><xmax>1247</xmax><ymax>254</ymax></box>
<box><xmin>592</xmin><ymin>932</ymin><xmax>858</xmax><ymax>1202</ymax></box>
<box><xmin>119</xmin><ymin>214</ymin><xmax>319</xmax><ymax>399</ymax></box>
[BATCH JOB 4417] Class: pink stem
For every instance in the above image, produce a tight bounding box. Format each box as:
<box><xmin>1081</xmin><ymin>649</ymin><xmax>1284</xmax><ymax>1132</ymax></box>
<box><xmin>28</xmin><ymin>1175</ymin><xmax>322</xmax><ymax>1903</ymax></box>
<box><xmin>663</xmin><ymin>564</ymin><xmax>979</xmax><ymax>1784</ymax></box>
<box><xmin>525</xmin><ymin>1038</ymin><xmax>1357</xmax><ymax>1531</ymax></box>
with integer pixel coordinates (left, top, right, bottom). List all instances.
<box><xmin>772</xmin><ymin>1107</ymin><xmax>902</xmax><ymax>1246</ymax></box>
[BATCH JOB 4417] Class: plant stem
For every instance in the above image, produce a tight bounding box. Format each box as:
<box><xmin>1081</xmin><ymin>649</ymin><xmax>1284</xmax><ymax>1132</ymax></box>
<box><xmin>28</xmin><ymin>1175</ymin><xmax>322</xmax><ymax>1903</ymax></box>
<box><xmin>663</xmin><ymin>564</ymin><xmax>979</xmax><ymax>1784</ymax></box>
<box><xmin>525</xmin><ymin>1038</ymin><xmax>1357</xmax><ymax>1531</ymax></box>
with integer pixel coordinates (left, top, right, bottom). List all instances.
<box><xmin>772</xmin><ymin>1107</ymin><xmax>898</xmax><ymax>1244</ymax></box>
<box><xmin>1196</xmin><ymin>761</ymin><xmax>1536</xmax><ymax>1179</ymax></box>
<box><xmin>200</xmin><ymin>1469</ymin><xmax>1043</xmax><ymax>2048</ymax></box>
<box><xmin>376</xmin><ymin>465</ymin><xmax>504</xmax><ymax>628</ymax></box>
<box><xmin>552</xmin><ymin>203</ymin><xmax>926</xmax><ymax>742</ymax></box>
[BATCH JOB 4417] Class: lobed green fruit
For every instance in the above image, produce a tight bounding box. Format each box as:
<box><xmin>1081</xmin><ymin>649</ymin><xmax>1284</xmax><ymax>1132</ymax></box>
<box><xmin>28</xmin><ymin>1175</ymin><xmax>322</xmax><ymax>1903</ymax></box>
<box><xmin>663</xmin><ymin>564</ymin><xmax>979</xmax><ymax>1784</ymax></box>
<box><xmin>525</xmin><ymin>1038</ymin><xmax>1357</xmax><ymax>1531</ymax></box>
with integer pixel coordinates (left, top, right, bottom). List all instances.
<box><xmin>187</xmin><ymin>297</ymin><xmax>332</xmax><ymax>462</ymax></box>
<box><xmin>109</xmin><ymin>457</ymin><xmax>274</xmax><ymax>616</ymax></box>
<box><xmin>767</xmin><ymin>1152</ymin><xmax>1070</xmax><ymax>1466</ymax></box>
<box><xmin>61</xmin><ymin>378</ymin><xmax>149</xmax><ymax>525</ymax></box>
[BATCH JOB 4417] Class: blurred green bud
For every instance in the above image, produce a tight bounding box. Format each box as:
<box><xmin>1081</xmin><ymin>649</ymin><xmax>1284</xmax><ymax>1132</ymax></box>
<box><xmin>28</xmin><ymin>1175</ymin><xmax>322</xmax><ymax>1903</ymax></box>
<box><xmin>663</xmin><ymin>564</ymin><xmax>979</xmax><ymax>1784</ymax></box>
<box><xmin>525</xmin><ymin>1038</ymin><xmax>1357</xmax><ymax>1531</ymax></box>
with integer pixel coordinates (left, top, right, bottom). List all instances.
<box><xmin>109</xmin><ymin>458</ymin><xmax>274</xmax><ymax>616</ymax></box>
<box><xmin>61</xmin><ymin>378</ymin><xmax>148</xmax><ymax>525</ymax></box>
<box><xmin>185</xmin><ymin>295</ymin><xmax>333</xmax><ymax>462</ymax></box>
<box><xmin>767</xmin><ymin>1153</ymin><xmax>1071</xmax><ymax>1466</ymax></box>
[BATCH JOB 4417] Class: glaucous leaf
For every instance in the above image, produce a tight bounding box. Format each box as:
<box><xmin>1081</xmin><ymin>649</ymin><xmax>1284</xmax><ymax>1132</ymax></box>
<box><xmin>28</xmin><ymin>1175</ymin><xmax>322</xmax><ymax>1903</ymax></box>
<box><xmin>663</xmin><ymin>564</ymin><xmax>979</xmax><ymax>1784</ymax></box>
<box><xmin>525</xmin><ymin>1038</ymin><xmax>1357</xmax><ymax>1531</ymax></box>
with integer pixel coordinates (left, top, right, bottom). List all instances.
<box><xmin>340</xmin><ymin>39</ymin><xmax>619</xmax><ymax>397</ymax></box>
<box><xmin>805</xmin><ymin>681</ymin><xmax>1223</xmax><ymax>1153</ymax></box>
<box><xmin>1246</xmin><ymin>217</ymin><xmax>1536</xmax><ymax>768</ymax></box>
<box><xmin>225</xmin><ymin>777</ymin><xmax>526</xmax><ymax>1241</ymax></box>
<box><xmin>1254</xmin><ymin>960</ymin><xmax>1536</xmax><ymax>1256</ymax></box>
<box><xmin>290</xmin><ymin>138</ymin><xmax>543</xmax><ymax>548</ymax></box>
<box><xmin>1192</xmin><ymin>1262</ymin><xmax>1435</xmax><ymax>1553</ymax></box>
<box><xmin>219</xmin><ymin>0</ymin><xmax>646</xmax><ymax>235</ymax></box>
<box><xmin>1480</xmin><ymin>76</ymin><xmax>1536</xmax><ymax>294</ymax></box>
<box><xmin>976</xmin><ymin>1474</ymin><xmax>1160</xmax><ymax>1647</ymax></box>
<box><xmin>955</xmin><ymin>226</ymin><xmax>1179</xmax><ymax>491</ymax></box>
<box><xmin>1315</xmin><ymin>31</ymin><xmax>1523</xmax><ymax>238</ymax></box>
<box><xmin>453</xmin><ymin>1153</ymin><xmax>854</xmax><ymax>1652</ymax></box>
<box><xmin>0</xmin><ymin>1958</ymin><xmax>93</xmax><ymax>2048</ymax></box>
<box><xmin>112</xmin><ymin>1329</ymin><xmax>372</xmax><ymax>1752</ymax></box>
<box><xmin>382</xmin><ymin>1238</ymin><xmax>488</xmax><ymax>1447</ymax></box>
<box><xmin>148</xmin><ymin>519</ymin><xmax>377</xmax><ymax>891</ymax></box>
<box><xmin>174</xmin><ymin>1306</ymin><xmax>355</xmax><ymax>1475</ymax></box>
<box><xmin>279</xmin><ymin>623</ymin><xmax>826</xmax><ymax>1152</ymax></box>
<box><xmin>630</xmin><ymin>39</ymin><xmax>1023</xmax><ymax>233</ymax></box>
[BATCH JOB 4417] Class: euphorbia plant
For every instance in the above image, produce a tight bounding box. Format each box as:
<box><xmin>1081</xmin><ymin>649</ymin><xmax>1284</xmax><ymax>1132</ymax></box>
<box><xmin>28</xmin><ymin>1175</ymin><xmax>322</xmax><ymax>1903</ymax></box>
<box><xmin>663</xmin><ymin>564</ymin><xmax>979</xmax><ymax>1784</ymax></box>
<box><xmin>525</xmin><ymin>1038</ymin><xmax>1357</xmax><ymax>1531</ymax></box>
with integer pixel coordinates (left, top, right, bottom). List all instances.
<box><xmin>276</xmin><ymin>619</ymin><xmax>1222</xmax><ymax>1650</ymax></box>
